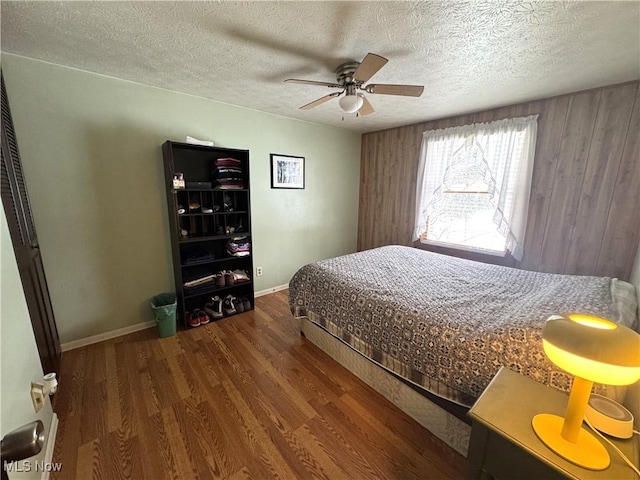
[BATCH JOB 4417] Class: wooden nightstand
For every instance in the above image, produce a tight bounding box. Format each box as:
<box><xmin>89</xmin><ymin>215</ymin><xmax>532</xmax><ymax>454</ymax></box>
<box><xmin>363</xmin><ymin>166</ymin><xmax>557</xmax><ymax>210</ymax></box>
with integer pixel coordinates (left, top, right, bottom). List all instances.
<box><xmin>467</xmin><ymin>367</ymin><xmax>639</xmax><ymax>479</ymax></box>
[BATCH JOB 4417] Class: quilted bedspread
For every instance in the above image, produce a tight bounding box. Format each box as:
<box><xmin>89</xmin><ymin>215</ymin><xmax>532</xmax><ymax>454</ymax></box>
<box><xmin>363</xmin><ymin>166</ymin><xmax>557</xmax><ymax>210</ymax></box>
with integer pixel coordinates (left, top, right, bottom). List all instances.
<box><xmin>289</xmin><ymin>245</ymin><xmax>619</xmax><ymax>406</ymax></box>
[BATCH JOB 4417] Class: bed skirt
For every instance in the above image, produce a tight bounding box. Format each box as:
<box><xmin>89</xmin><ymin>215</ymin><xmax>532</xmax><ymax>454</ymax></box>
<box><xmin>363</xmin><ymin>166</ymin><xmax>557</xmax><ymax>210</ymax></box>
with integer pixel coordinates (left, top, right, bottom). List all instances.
<box><xmin>298</xmin><ymin>316</ymin><xmax>471</xmax><ymax>456</ymax></box>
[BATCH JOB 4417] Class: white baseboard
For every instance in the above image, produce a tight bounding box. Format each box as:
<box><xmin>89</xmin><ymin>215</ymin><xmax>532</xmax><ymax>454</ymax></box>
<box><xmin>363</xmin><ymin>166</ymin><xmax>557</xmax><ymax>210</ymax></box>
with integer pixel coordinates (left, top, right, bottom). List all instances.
<box><xmin>60</xmin><ymin>320</ymin><xmax>155</xmax><ymax>352</ymax></box>
<box><xmin>41</xmin><ymin>413</ymin><xmax>59</xmax><ymax>480</ymax></box>
<box><xmin>61</xmin><ymin>287</ymin><xmax>288</xmax><ymax>352</ymax></box>
<box><xmin>255</xmin><ymin>283</ymin><xmax>289</xmax><ymax>297</ymax></box>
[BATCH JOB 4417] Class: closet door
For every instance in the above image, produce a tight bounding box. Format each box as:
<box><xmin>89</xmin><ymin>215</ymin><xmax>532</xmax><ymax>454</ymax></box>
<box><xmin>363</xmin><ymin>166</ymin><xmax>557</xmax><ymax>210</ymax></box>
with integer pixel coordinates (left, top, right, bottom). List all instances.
<box><xmin>1</xmin><ymin>71</ymin><xmax>61</xmax><ymax>374</ymax></box>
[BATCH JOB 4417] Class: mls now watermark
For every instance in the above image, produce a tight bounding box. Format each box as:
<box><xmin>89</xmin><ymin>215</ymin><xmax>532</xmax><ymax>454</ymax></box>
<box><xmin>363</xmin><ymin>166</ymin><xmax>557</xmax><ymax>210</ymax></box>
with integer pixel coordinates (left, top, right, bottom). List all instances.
<box><xmin>4</xmin><ymin>460</ymin><xmax>63</xmax><ymax>473</ymax></box>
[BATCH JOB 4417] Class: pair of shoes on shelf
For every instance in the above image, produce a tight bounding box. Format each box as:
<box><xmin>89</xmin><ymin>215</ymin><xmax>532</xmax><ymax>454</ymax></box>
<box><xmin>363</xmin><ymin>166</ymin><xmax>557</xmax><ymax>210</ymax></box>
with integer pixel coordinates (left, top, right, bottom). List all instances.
<box><xmin>202</xmin><ymin>295</ymin><xmax>238</xmax><ymax>318</ymax></box>
<box><xmin>230</xmin><ymin>269</ymin><xmax>250</xmax><ymax>283</ymax></box>
<box><xmin>214</xmin><ymin>271</ymin><xmax>234</xmax><ymax>287</ymax></box>
<box><xmin>185</xmin><ymin>309</ymin><xmax>210</xmax><ymax>328</ymax></box>
<box><xmin>221</xmin><ymin>295</ymin><xmax>252</xmax><ymax>315</ymax></box>
<box><xmin>185</xmin><ymin>311</ymin><xmax>199</xmax><ymax>328</ymax></box>
<box><xmin>214</xmin><ymin>225</ymin><xmax>242</xmax><ymax>235</ymax></box>
<box><xmin>201</xmin><ymin>205</ymin><xmax>221</xmax><ymax>214</ymax></box>
<box><xmin>204</xmin><ymin>297</ymin><xmax>225</xmax><ymax>320</ymax></box>
<box><xmin>232</xmin><ymin>296</ymin><xmax>252</xmax><ymax>313</ymax></box>
<box><xmin>215</xmin><ymin>270</ymin><xmax>234</xmax><ymax>288</ymax></box>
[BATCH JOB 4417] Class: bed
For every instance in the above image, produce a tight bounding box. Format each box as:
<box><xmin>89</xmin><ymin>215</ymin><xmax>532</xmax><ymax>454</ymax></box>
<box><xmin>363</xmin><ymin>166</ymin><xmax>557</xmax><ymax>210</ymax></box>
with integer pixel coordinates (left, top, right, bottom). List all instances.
<box><xmin>289</xmin><ymin>245</ymin><xmax>638</xmax><ymax>454</ymax></box>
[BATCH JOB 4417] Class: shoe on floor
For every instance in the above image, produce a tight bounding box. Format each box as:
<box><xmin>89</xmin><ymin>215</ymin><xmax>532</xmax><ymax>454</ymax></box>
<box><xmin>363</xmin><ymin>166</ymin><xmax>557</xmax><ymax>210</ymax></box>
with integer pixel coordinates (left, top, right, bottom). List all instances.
<box><xmin>212</xmin><ymin>296</ymin><xmax>225</xmax><ymax>317</ymax></box>
<box><xmin>192</xmin><ymin>308</ymin><xmax>205</xmax><ymax>327</ymax></box>
<box><xmin>186</xmin><ymin>311</ymin><xmax>200</xmax><ymax>328</ymax></box>
<box><xmin>198</xmin><ymin>309</ymin><xmax>210</xmax><ymax>325</ymax></box>
<box><xmin>242</xmin><ymin>297</ymin><xmax>251</xmax><ymax>311</ymax></box>
<box><xmin>233</xmin><ymin>297</ymin><xmax>245</xmax><ymax>313</ymax></box>
<box><xmin>204</xmin><ymin>299</ymin><xmax>224</xmax><ymax>319</ymax></box>
<box><xmin>223</xmin><ymin>295</ymin><xmax>237</xmax><ymax>316</ymax></box>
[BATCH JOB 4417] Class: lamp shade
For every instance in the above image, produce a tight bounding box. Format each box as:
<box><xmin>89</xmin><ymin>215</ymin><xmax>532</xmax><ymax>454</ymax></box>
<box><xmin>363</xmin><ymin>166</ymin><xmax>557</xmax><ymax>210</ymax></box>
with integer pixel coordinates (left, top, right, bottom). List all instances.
<box><xmin>542</xmin><ymin>314</ymin><xmax>640</xmax><ymax>385</ymax></box>
<box><xmin>533</xmin><ymin>314</ymin><xmax>640</xmax><ymax>470</ymax></box>
<box><xmin>339</xmin><ymin>94</ymin><xmax>364</xmax><ymax>113</ymax></box>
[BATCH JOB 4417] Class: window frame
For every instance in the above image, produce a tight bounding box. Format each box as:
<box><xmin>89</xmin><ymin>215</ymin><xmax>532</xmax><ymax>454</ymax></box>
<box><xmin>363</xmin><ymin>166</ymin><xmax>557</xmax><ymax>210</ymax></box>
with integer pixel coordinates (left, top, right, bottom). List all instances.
<box><xmin>419</xmin><ymin>188</ymin><xmax>508</xmax><ymax>256</ymax></box>
<box><xmin>420</xmin><ymin>237</ymin><xmax>507</xmax><ymax>257</ymax></box>
<box><xmin>414</xmin><ymin>115</ymin><xmax>538</xmax><ymax>261</ymax></box>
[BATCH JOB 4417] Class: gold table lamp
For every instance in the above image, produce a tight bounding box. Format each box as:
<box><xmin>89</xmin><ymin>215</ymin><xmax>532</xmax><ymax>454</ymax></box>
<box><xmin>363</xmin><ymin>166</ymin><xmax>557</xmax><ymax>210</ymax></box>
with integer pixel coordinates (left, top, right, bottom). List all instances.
<box><xmin>532</xmin><ymin>314</ymin><xmax>640</xmax><ymax>470</ymax></box>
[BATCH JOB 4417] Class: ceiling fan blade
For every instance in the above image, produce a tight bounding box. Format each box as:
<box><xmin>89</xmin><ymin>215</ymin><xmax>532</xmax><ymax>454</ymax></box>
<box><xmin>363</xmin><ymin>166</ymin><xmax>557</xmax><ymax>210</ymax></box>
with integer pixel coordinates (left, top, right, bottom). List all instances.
<box><xmin>285</xmin><ymin>79</ymin><xmax>342</xmax><ymax>88</ymax></box>
<box><xmin>300</xmin><ymin>92</ymin><xmax>341</xmax><ymax>110</ymax></box>
<box><xmin>366</xmin><ymin>84</ymin><xmax>424</xmax><ymax>97</ymax></box>
<box><xmin>357</xmin><ymin>94</ymin><xmax>375</xmax><ymax>116</ymax></box>
<box><xmin>353</xmin><ymin>53</ymin><xmax>388</xmax><ymax>83</ymax></box>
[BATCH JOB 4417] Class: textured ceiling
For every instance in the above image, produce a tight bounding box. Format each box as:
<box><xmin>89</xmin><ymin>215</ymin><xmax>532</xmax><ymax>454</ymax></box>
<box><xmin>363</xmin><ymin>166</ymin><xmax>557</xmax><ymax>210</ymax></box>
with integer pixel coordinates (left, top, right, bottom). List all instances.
<box><xmin>1</xmin><ymin>1</ymin><xmax>639</xmax><ymax>132</ymax></box>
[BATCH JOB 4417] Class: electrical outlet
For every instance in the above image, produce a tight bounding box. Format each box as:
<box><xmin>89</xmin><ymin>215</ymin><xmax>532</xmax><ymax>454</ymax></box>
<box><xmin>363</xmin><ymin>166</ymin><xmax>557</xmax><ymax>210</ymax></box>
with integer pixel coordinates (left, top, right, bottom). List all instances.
<box><xmin>30</xmin><ymin>382</ymin><xmax>45</xmax><ymax>413</ymax></box>
<box><xmin>256</xmin><ymin>266</ymin><xmax>263</xmax><ymax>277</ymax></box>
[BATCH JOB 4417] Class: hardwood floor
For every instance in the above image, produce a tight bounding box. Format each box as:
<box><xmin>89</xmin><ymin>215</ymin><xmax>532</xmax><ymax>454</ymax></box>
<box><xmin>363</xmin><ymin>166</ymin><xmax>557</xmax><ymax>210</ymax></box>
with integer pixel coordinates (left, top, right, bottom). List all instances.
<box><xmin>51</xmin><ymin>291</ymin><xmax>467</xmax><ymax>479</ymax></box>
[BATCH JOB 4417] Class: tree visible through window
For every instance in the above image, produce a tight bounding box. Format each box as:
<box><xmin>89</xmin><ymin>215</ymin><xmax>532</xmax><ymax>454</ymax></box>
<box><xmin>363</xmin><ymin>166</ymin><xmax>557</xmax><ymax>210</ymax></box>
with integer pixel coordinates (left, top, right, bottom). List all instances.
<box><xmin>414</xmin><ymin>116</ymin><xmax>538</xmax><ymax>259</ymax></box>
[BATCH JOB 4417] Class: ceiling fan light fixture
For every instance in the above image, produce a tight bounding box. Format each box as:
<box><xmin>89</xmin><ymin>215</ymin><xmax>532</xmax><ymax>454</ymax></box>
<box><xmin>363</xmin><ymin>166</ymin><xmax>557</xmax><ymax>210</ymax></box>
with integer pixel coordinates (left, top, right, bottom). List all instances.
<box><xmin>339</xmin><ymin>94</ymin><xmax>363</xmax><ymax>113</ymax></box>
<box><xmin>285</xmin><ymin>53</ymin><xmax>423</xmax><ymax>116</ymax></box>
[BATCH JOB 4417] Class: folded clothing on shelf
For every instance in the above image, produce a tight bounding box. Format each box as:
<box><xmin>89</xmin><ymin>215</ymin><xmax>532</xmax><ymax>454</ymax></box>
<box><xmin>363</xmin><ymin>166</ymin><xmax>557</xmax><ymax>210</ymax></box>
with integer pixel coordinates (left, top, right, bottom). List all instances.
<box><xmin>218</xmin><ymin>182</ymin><xmax>244</xmax><ymax>190</ymax></box>
<box><xmin>213</xmin><ymin>158</ymin><xmax>245</xmax><ymax>189</ymax></box>
<box><xmin>218</xmin><ymin>181</ymin><xmax>245</xmax><ymax>190</ymax></box>
<box><xmin>216</xmin><ymin>167</ymin><xmax>243</xmax><ymax>178</ymax></box>
<box><xmin>215</xmin><ymin>157</ymin><xmax>242</xmax><ymax>167</ymax></box>
<box><xmin>226</xmin><ymin>237</ymin><xmax>250</xmax><ymax>257</ymax></box>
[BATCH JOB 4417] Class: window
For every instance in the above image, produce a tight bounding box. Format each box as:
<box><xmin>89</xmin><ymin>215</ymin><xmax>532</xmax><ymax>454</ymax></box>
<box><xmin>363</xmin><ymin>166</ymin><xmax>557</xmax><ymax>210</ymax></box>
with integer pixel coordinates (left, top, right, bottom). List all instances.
<box><xmin>414</xmin><ymin>116</ymin><xmax>538</xmax><ymax>260</ymax></box>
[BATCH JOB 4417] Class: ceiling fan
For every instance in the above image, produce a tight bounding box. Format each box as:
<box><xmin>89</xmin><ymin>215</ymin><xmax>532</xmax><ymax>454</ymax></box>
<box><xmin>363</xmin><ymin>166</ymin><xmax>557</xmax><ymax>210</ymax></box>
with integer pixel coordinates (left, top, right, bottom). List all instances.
<box><xmin>284</xmin><ymin>53</ymin><xmax>424</xmax><ymax>116</ymax></box>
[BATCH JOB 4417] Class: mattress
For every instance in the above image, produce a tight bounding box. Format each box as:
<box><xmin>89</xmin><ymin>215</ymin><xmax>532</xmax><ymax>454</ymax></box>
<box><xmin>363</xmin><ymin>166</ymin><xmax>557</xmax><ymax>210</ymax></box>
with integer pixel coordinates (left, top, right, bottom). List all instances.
<box><xmin>289</xmin><ymin>245</ymin><xmax>633</xmax><ymax>406</ymax></box>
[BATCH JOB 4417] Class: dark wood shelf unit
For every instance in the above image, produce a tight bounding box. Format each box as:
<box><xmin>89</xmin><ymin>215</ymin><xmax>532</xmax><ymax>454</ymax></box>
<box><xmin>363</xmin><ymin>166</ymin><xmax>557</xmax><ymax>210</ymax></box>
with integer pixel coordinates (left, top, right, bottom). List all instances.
<box><xmin>180</xmin><ymin>256</ymin><xmax>248</xmax><ymax>268</ymax></box>
<box><xmin>163</xmin><ymin>141</ymin><xmax>254</xmax><ymax>328</ymax></box>
<box><xmin>178</xmin><ymin>232</ymin><xmax>252</xmax><ymax>244</ymax></box>
<box><xmin>184</xmin><ymin>281</ymin><xmax>253</xmax><ymax>299</ymax></box>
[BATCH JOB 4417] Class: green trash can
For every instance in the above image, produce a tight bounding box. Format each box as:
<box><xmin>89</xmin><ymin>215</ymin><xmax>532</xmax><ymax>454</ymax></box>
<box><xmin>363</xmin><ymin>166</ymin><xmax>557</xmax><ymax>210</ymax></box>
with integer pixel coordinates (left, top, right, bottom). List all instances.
<box><xmin>151</xmin><ymin>293</ymin><xmax>177</xmax><ymax>338</ymax></box>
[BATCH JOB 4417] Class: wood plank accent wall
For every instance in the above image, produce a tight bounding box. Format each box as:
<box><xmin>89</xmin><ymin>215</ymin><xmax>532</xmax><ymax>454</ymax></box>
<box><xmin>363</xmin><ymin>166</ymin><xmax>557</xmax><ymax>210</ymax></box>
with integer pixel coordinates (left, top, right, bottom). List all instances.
<box><xmin>358</xmin><ymin>81</ymin><xmax>640</xmax><ymax>281</ymax></box>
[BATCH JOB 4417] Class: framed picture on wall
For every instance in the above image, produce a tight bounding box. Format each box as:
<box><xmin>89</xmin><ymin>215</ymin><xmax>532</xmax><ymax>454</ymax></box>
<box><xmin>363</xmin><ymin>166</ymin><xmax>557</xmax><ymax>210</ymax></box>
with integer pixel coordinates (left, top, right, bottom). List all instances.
<box><xmin>270</xmin><ymin>154</ymin><xmax>305</xmax><ymax>189</ymax></box>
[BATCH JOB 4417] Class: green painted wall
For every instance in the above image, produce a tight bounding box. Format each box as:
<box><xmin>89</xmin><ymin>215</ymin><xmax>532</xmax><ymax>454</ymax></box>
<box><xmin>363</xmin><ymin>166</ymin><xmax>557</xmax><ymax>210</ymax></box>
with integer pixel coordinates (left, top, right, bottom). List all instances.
<box><xmin>2</xmin><ymin>54</ymin><xmax>361</xmax><ymax>344</ymax></box>
<box><xmin>1</xmin><ymin>206</ymin><xmax>54</xmax><ymax>477</ymax></box>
